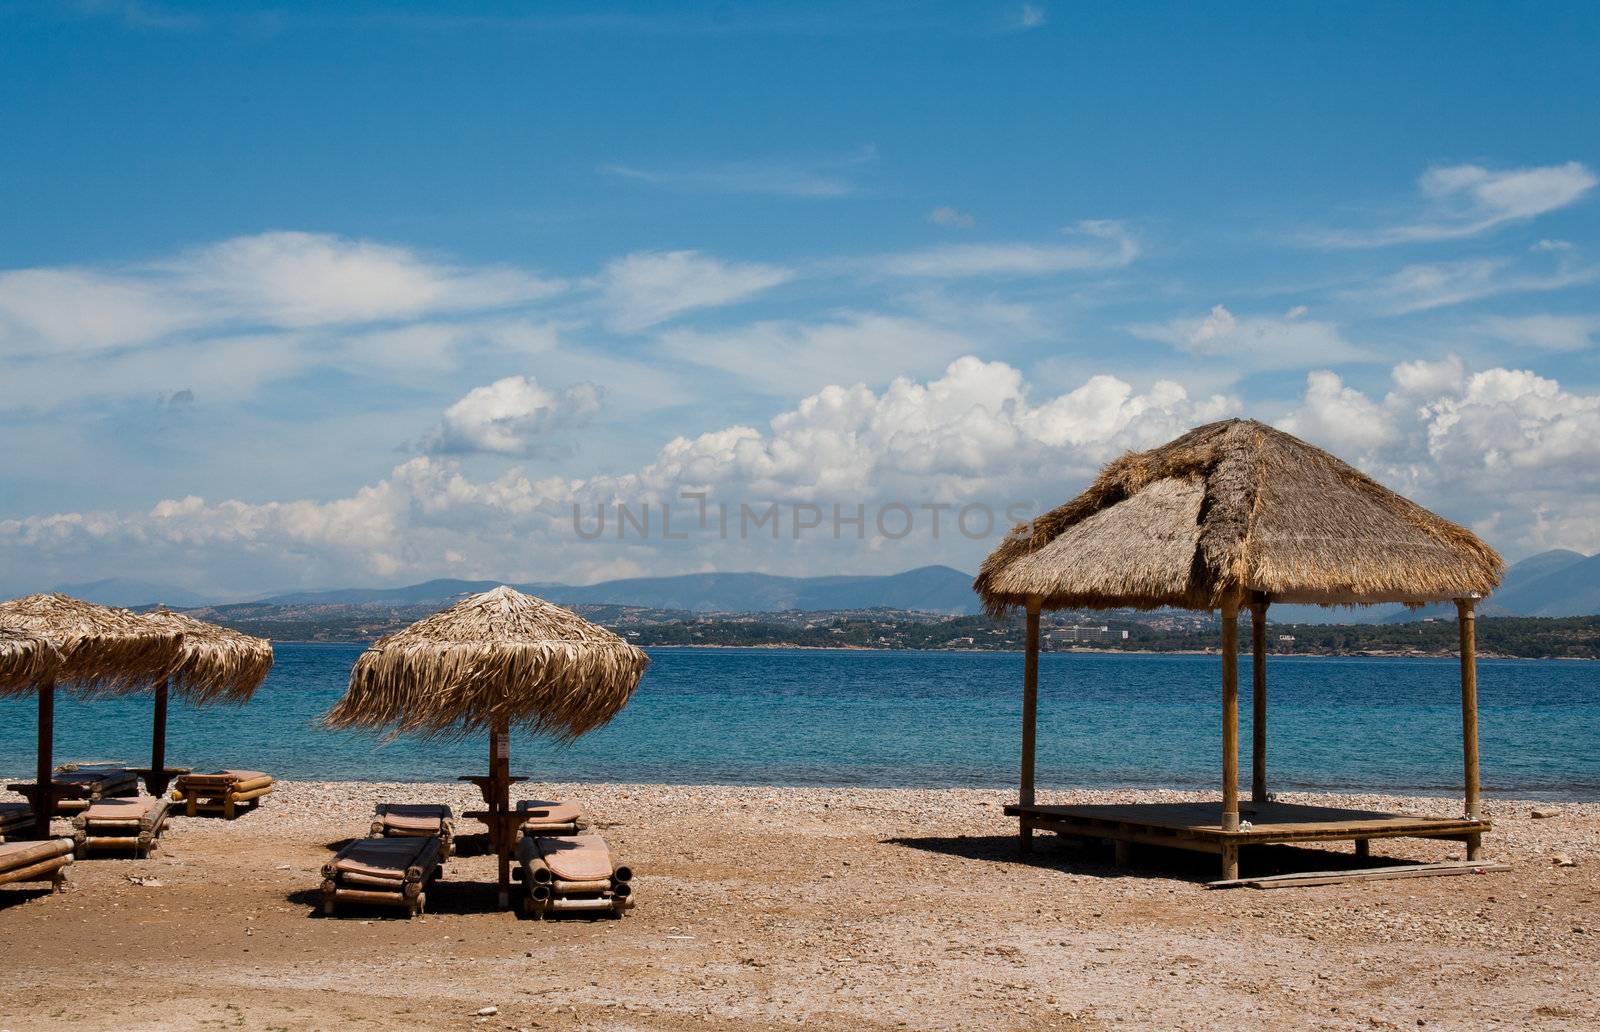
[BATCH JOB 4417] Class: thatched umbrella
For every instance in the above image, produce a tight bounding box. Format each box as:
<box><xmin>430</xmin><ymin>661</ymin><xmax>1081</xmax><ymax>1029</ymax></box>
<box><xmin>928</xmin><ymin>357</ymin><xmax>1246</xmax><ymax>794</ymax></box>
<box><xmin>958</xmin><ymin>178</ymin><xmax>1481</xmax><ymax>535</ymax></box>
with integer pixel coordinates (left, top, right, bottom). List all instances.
<box><xmin>0</xmin><ymin>628</ymin><xmax>62</xmax><ymax>695</ymax></box>
<box><xmin>0</xmin><ymin>594</ymin><xmax>185</xmax><ymax>836</ymax></box>
<box><xmin>137</xmin><ymin>608</ymin><xmax>275</xmax><ymax>795</ymax></box>
<box><xmin>324</xmin><ymin>585</ymin><xmax>649</xmax><ymax>906</ymax></box>
<box><xmin>975</xmin><ymin>419</ymin><xmax>1504</xmax><ymax>878</ymax></box>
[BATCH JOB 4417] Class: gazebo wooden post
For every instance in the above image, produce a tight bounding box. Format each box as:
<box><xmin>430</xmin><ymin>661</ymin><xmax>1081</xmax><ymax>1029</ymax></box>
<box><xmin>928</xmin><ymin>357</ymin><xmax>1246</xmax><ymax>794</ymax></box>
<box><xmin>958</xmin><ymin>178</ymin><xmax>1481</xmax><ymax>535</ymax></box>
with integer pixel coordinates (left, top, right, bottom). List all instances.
<box><xmin>1220</xmin><ymin>598</ymin><xmax>1241</xmax><ymax>879</ymax></box>
<box><xmin>1250</xmin><ymin>594</ymin><xmax>1269</xmax><ymax>805</ymax></box>
<box><xmin>1018</xmin><ymin>595</ymin><xmax>1042</xmax><ymax>853</ymax></box>
<box><xmin>490</xmin><ymin>714</ymin><xmax>513</xmax><ymax>907</ymax></box>
<box><xmin>1456</xmin><ymin>598</ymin><xmax>1483</xmax><ymax>859</ymax></box>
<box><xmin>33</xmin><ymin>679</ymin><xmax>55</xmax><ymax>838</ymax></box>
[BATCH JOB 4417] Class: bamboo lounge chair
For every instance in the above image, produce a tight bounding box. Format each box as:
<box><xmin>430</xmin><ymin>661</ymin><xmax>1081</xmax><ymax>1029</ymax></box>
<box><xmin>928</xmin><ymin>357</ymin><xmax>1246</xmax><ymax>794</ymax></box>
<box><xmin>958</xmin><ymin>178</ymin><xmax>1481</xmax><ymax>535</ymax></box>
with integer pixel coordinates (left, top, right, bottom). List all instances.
<box><xmin>516</xmin><ymin>798</ymin><xmax>585</xmax><ymax>837</ymax></box>
<box><xmin>517</xmin><ymin>834</ymin><xmax>633</xmax><ymax>918</ymax></box>
<box><xmin>7</xmin><ymin>766</ymin><xmax>140</xmax><ymax>816</ymax></box>
<box><xmin>0</xmin><ymin>802</ymin><xmax>32</xmax><ymax>843</ymax></box>
<box><xmin>0</xmin><ymin>838</ymin><xmax>74</xmax><ymax>894</ymax></box>
<box><xmin>172</xmin><ymin>770</ymin><xmax>273</xmax><ymax>818</ymax></box>
<box><xmin>370</xmin><ymin>803</ymin><xmax>456</xmax><ymax>858</ymax></box>
<box><xmin>72</xmin><ymin>796</ymin><xmax>171</xmax><ymax>857</ymax></box>
<box><xmin>321</xmin><ymin>835</ymin><xmax>444</xmax><ymax>918</ymax></box>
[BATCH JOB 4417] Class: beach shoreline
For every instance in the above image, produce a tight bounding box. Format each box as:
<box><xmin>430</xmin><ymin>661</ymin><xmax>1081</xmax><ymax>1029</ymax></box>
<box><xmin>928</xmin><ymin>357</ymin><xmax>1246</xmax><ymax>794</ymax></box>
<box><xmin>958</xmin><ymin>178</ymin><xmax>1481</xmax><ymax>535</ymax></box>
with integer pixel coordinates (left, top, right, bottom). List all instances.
<box><xmin>1</xmin><ymin>780</ymin><xmax>1595</xmax><ymax>1030</ymax></box>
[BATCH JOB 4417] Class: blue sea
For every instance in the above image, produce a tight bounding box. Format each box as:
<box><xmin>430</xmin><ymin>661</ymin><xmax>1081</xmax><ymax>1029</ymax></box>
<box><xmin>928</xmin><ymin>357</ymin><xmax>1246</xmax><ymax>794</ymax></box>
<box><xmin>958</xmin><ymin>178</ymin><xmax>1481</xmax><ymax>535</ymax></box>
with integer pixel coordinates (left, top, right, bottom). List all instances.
<box><xmin>1</xmin><ymin>645</ymin><xmax>1596</xmax><ymax>799</ymax></box>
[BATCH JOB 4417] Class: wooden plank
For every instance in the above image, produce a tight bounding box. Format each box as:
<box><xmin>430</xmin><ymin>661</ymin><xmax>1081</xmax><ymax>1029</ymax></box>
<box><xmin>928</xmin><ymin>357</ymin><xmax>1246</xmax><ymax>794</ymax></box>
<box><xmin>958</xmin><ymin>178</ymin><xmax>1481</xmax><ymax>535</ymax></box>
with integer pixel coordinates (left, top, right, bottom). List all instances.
<box><xmin>1207</xmin><ymin>860</ymin><xmax>1510</xmax><ymax>890</ymax></box>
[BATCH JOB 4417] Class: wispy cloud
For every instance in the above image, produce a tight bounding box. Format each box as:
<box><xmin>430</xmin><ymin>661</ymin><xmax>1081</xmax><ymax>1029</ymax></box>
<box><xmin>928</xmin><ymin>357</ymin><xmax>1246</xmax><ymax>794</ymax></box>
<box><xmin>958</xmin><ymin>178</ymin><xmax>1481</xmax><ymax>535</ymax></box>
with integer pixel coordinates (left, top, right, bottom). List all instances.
<box><xmin>1311</xmin><ymin>161</ymin><xmax>1597</xmax><ymax>248</ymax></box>
<box><xmin>1345</xmin><ymin>250</ymin><xmax>1599</xmax><ymax>314</ymax></box>
<box><xmin>927</xmin><ymin>206</ymin><xmax>976</xmax><ymax>229</ymax></box>
<box><xmin>597</xmin><ymin>250</ymin><xmax>792</xmax><ymax>332</ymax></box>
<box><xmin>600</xmin><ymin>146</ymin><xmax>876</xmax><ymax>199</ymax></box>
<box><xmin>1476</xmin><ymin>313</ymin><xmax>1600</xmax><ymax>352</ymax></box>
<box><xmin>865</xmin><ymin>219</ymin><xmax>1137</xmax><ymax>278</ymax></box>
<box><xmin>1008</xmin><ymin>4</ymin><xmax>1048</xmax><ymax>32</ymax></box>
<box><xmin>1129</xmin><ymin>304</ymin><xmax>1369</xmax><ymax>369</ymax></box>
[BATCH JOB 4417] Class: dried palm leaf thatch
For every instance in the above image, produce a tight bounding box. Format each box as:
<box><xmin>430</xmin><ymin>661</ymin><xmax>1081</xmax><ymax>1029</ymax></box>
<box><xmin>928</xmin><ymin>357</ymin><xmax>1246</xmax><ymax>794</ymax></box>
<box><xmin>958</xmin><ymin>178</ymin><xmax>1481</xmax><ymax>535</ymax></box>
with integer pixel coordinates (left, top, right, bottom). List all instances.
<box><xmin>142</xmin><ymin>608</ymin><xmax>274</xmax><ymax>705</ymax></box>
<box><xmin>975</xmin><ymin>418</ymin><xmax>1503</xmax><ymax>614</ymax></box>
<box><xmin>0</xmin><ymin>626</ymin><xmax>62</xmax><ymax>694</ymax></box>
<box><xmin>325</xmin><ymin>586</ymin><xmax>649</xmax><ymax>741</ymax></box>
<box><xmin>0</xmin><ymin>594</ymin><xmax>183</xmax><ymax>696</ymax></box>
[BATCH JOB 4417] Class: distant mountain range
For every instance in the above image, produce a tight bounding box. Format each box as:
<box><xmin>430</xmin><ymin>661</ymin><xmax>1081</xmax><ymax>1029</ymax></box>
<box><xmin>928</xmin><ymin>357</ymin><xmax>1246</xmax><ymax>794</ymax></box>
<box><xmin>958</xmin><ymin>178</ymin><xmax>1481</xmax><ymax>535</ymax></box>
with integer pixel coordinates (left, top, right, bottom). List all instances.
<box><xmin>45</xmin><ymin>550</ymin><xmax>1600</xmax><ymax>619</ymax></box>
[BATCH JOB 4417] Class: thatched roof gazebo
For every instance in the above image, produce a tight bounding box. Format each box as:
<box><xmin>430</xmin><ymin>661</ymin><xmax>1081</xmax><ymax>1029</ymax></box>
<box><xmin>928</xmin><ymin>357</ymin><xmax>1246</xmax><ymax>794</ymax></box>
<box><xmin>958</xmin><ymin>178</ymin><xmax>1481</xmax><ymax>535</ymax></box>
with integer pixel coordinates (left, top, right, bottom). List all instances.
<box><xmin>0</xmin><ymin>594</ymin><xmax>186</xmax><ymax>837</ymax></box>
<box><xmin>324</xmin><ymin>585</ymin><xmax>649</xmax><ymax>907</ymax></box>
<box><xmin>137</xmin><ymin>608</ymin><xmax>275</xmax><ymax>795</ymax></box>
<box><xmin>975</xmin><ymin>419</ymin><xmax>1504</xmax><ymax>880</ymax></box>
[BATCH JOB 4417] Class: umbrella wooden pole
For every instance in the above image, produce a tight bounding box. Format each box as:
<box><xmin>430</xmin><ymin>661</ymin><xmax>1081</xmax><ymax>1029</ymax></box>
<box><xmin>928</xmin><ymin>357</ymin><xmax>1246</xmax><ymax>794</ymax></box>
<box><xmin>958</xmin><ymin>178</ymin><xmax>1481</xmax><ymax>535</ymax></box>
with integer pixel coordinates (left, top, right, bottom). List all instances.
<box><xmin>1220</xmin><ymin>600</ymin><xmax>1241</xmax><ymax>838</ymax></box>
<box><xmin>491</xmin><ymin>715</ymin><xmax>512</xmax><ymax>908</ymax></box>
<box><xmin>149</xmin><ymin>679</ymin><xmax>170</xmax><ymax>789</ymax></box>
<box><xmin>1018</xmin><ymin>596</ymin><xmax>1041</xmax><ymax>854</ymax></box>
<box><xmin>34</xmin><ymin>679</ymin><xmax>55</xmax><ymax>838</ymax></box>
<box><xmin>1250</xmin><ymin>596</ymin><xmax>1269</xmax><ymax>804</ymax></box>
<box><xmin>1456</xmin><ymin>599</ymin><xmax>1483</xmax><ymax>859</ymax></box>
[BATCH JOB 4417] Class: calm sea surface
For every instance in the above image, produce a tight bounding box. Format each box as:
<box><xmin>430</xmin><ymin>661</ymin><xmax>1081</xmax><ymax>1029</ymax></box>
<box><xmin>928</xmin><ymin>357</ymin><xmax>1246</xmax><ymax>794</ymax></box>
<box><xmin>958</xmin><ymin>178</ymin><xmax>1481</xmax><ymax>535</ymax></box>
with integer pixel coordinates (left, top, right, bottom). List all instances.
<box><xmin>1</xmin><ymin>645</ymin><xmax>1595</xmax><ymax>799</ymax></box>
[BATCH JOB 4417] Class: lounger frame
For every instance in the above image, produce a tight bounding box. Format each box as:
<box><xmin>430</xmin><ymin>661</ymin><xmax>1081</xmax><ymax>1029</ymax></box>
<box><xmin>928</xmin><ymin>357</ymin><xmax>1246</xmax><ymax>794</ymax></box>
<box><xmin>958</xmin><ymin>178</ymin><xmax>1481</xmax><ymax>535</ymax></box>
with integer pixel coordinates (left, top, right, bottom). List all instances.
<box><xmin>172</xmin><ymin>772</ymin><xmax>273</xmax><ymax>819</ymax></box>
<box><xmin>321</xmin><ymin>836</ymin><xmax>443</xmax><ymax>918</ymax></box>
<box><xmin>0</xmin><ymin>838</ymin><xmax>74</xmax><ymax>894</ymax></box>
<box><xmin>370</xmin><ymin>803</ymin><xmax>456</xmax><ymax>859</ymax></box>
<box><xmin>0</xmin><ymin>804</ymin><xmax>32</xmax><ymax>844</ymax></box>
<box><xmin>516</xmin><ymin>835</ymin><xmax>634</xmax><ymax>919</ymax></box>
<box><xmin>72</xmin><ymin>797</ymin><xmax>171</xmax><ymax>858</ymax></box>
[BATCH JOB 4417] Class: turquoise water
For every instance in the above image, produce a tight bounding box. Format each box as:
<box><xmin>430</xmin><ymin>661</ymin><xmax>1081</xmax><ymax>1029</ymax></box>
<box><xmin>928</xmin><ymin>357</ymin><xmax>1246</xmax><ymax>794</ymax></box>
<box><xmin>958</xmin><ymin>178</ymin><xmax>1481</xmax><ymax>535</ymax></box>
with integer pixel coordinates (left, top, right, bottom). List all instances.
<box><xmin>1</xmin><ymin>645</ymin><xmax>1595</xmax><ymax>798</ymax></box>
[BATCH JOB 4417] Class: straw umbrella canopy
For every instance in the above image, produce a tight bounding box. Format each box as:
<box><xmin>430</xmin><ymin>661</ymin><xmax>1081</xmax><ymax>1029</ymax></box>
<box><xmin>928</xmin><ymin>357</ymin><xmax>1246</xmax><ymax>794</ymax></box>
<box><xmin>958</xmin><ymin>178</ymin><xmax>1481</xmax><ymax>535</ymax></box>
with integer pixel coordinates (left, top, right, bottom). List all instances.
<box><xmin>0</xmin><ymin>594</ymin><xmax>185</xmax><ymax>836</ymax></box>
<box><xmin>974</xmin><ymin>419</ymin><xmax>1504</xmax><ymax>873</ymax></box>
<box><xmin>137</xmin><ymin>607</ymin><xmax>275</xmax><ymax>794</ymax></box>
<box><xmin>324</xmin><ymin>585</ymin><xmax>649</xmax><ymax>906</ymax></box>
<box><xmin>0</xmin><ymin>628</ymin><xmax>63</xmax><ymax>695</ymax></box>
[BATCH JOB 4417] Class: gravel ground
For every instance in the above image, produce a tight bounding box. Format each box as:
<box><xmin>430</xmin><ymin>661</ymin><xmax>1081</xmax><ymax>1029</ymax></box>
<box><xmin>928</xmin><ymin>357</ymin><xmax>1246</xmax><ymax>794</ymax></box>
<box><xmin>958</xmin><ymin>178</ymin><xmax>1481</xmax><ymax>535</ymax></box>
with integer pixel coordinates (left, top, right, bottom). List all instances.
<box><xmin>0</xmin><ymin>781</ymin><xmax>1595</xmax><ymax>1031</ymax></box>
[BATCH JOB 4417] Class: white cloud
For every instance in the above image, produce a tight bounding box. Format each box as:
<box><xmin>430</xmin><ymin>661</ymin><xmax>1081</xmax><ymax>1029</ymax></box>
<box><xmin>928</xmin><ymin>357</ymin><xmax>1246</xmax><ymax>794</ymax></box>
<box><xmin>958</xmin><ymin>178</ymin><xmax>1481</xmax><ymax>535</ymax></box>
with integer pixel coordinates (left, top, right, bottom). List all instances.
<box><xmin>927</xmin><ymin>206</ymin><xmax>976</xmax><ymax>229</ymax></box>
<box><xmin>658</xmin><ymin>312</ymin><xmax>978</xmax><ymax>396</ymax></box>
<box><xmin>1476</xmin><ymin>313</ymin><xmax>1600</xmax><ymax>352</ymax></box>
<box><xmin>1347</xmin><ymin>255</ymin><xmax>1599</xmax><ymax>314</ymax></box>
<box><xmin>867</xmin><ymin>220</ymin><xmax>1137</xmax><ymax>278</ymax></box>
<box><xmin>598</xmin><ymin>250</ymin><xmax>792</xmax><ymax>332</ymax></box>
<box><xmin>1129</xmin><ymin>303</ymin><xmax>1367</xmax><ymax>368</ymax></box>
<box><xmin>1014</xmin><ymin>4</ymin><xmax>1048</xmax><ymax>30</ymax></box>
<box><xmin>599</xmin><ymin>146</ymin><xmax>876</xmax><ymax>199</ymax></box>
<box><xmin>1278</xmin><ymin>358</ymin><xmax>1600</xmax><ymax>555</ymax></box>
<box><xmin>420</xmin><ymin>376</ymin><xmax>603</xmax><ymax>457</ymax></box>
<box><xmin>0</xmin><ymin>358</ymin><xmax>1237</xmax><ymax>592</ymax></box>
<box><xmin>1314</xmin><ymin>161</ymin><xmax>1597</xmax><ymax>248</ymax></box>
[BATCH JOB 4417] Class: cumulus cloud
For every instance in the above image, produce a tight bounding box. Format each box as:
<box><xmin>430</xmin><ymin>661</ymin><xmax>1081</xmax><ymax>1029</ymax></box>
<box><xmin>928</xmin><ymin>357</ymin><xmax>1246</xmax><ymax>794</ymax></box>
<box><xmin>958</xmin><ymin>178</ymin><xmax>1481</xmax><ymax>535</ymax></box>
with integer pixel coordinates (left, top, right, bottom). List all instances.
<box><xmin>0</xmin><ymin>358</ymin><xmax>1237</xmax><ymax>592</ymax></box>
<box><xmin>419</xmin><ymin>376</ymin><xmax>603</xmax><ymax>457</ymax></box>
<box><xmin>1314</xmin><ymin>161</ymin><xmax>1598</xmax><ymax>248</ymax></box>
<box><xmin>1129</xmin><ymin>304</ymin><xmax>1367</xmax><ymax>368</ymax></box>
<box><xmin>866</xmin><ymin>220</ymin><xmax>1137</xmax><ymax>278</ymax></box>
<box><xmin>1278</xmin><ymin>358</ymin><xmax>1600</xmax><ymax>554</ymax></box>
<box><xmin>598</xmin><ymin>250</ymin><xmax>792</xmax><ymax>331</ymax></box>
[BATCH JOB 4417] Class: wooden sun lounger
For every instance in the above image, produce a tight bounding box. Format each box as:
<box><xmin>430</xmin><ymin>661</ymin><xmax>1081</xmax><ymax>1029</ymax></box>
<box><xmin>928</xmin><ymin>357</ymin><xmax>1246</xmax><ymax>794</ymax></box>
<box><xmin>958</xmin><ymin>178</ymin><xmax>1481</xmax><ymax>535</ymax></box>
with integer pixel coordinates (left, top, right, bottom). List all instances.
<box><xmin>515</xmin><ymin>799</ymin><xmax>585</xmax><ymax>837</ymax></box>
<box><xmin>8</xmin><ymin>768</ymin><xmax>140</xmax><ymax>816</ymax></box>
<box><xmin>72</xmin><ymin>796</ymin><xmax>171</xmax><ymax>858</ymax></box>
<box><xmin>0</xmin><ymin>802</ymin><xmax>32</xmax><ymax>843</ymax></box>
<box><xmin>172</xmin><ymin>770</ymin><xmax>273</xmax><ymax>819</ymax></box>
<box><xmin>371</xmin><ymin>803</ymin><xmax>455</xmax><ymax>858</ymax></box>
<box><xmin>516</xmin><ymin>834</ymin><xmax>633</xmax><ymax>918</ymax></box>
<box><xmin>0</xmin><ymin>838</ymin><xmax>74</xmax><ymax>894</ymax></box>
<box><xmin>321</xmin><ymin>835</ymin><xmax>443</xmax><ymax>918</ymax></box>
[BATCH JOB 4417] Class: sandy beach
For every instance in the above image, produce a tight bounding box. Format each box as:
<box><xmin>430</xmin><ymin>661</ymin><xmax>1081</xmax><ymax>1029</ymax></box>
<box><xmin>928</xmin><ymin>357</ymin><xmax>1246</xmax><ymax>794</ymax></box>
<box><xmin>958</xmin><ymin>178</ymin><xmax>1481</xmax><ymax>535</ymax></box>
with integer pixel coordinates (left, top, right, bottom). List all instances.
<box><xmin>0</xmin><ymin>781</ymin><xmax>1595</xmax><ymax>1031</ymax></box>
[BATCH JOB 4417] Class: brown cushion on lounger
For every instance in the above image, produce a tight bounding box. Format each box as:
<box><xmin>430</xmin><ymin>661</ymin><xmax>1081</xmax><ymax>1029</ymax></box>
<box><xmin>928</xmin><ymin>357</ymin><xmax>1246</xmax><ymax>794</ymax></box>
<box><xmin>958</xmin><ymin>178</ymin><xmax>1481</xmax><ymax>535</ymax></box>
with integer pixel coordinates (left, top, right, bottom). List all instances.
<box><xmin>516</xmin><ymin>800</ymin><xmax>581</xmax><ymax>825</ymax></box>
<box><xmin>535</xmin><ymin>836</ymin><xmax>612</xmax><ymax>881</ymax></box>
<box><xmin>82</xmin><ymin>797</ymin><xmax>158</xmax><ymax>822</ymax></box>
<box><xmin>332</xmin><ymin>837</ymin><xmax>433</xmax><ymax>881</ymax></box>
<box><xmin>378</xmin><ymin>804</ymin><xmax>451</xmax><ymax>834</ymax></box>
<box><xmin>56</xmin><ymin>769</ymin><xmax>128</xmax><ymax>786</ymax></box>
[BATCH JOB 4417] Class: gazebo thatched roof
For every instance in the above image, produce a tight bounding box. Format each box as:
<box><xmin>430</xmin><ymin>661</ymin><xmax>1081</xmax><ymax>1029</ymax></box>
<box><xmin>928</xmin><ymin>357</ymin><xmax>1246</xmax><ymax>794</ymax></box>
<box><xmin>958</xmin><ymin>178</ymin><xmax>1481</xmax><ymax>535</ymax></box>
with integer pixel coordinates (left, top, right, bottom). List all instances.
<box><xmin>0</xmin><ymin>594</ymin><xmax>183</xmax><ymax>697</ymax></box>
<box><xmin>0</xmin><ymin>627</ymin><xmax>62</xmax><ymax>694</ymax></box>
<box><xmin>325</xmin><ymin>585</ymin><xmax>649</xmax><ymax>741</ymax></box>
<box><xmin>142</xmin><ymin>608</ymin><xmax>274</xmax><ymax>705</ymax></box>
<box><xmin>976</xmin><ymin>418</ymin><xmax>1503</xmax><ymax>613</ymax></box>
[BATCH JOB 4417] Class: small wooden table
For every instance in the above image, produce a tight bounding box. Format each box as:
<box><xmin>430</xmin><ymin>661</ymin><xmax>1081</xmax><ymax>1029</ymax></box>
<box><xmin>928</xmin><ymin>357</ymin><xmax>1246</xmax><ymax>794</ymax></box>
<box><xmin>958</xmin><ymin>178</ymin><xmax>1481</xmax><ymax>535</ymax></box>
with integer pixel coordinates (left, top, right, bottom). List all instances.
<box><xmin>131</xmin><ymin>767</ymin><xmax>191</xmax><ymax>797</ymax></box>
<box><xmin>460</xmin><ymin>774</ymin><xmax>529</xmax><ymax>908</ymax></box>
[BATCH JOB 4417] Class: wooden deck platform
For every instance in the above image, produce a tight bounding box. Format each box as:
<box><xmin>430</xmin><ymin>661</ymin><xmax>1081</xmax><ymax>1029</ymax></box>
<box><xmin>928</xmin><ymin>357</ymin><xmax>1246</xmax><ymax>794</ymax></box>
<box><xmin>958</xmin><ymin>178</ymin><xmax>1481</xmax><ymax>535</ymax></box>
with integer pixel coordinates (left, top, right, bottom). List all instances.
<box><xmin>1005</xmin><ymin>800</ymin><xmax>1490</xmax><ymax>879</ymax></box>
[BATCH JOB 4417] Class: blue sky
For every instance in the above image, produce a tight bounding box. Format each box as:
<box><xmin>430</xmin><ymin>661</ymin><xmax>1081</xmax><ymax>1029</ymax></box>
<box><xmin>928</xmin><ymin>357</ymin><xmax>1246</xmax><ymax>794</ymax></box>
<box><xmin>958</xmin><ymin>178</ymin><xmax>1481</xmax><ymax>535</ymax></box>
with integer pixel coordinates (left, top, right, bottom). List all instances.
<box><xmin>2</xmin><ymin>1</ymin><xmax>1599</xmax><ymax>596</ymax></box>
